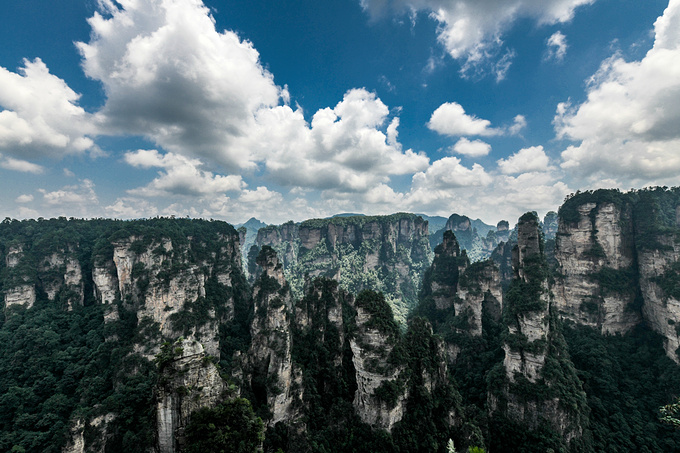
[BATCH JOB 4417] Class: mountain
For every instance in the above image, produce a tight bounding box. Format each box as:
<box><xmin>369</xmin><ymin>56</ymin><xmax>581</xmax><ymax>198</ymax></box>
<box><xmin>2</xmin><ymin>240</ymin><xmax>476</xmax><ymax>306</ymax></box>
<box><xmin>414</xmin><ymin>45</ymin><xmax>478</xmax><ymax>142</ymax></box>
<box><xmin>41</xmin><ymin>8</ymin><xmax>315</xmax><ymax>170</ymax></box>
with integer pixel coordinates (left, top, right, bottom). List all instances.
<box><xmin>234</xmin><ymin>217</ymin><xmax>268</xmax><ymax>267</ymax></box>
<box><xmin>252</xmin><ymin>213</ymin><xmax>431</xmax><ymax>323</ymax></box>
<box><xmin>2</xmin><ymin>188</ymin><xmax>680</xmax><ymax>452</ymax></box>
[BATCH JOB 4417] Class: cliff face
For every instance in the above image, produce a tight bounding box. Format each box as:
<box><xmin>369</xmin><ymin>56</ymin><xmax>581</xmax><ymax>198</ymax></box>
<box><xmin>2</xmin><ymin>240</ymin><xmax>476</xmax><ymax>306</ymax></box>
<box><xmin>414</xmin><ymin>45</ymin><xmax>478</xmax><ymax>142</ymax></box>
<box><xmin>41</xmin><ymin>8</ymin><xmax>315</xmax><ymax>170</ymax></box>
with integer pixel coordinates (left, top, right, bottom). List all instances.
<box><xmin>633</xmin><ymin>189</ymin><xmax>680</xmax><ymax>362</ymax></box>
<box><xmin>553</xmin><ymin>200</ymin><xmax>639</xmax><ymax>334</ymax></box>
<box><xmin>491</xmin><ymin>212</ymin><xmax>589</xmax><ymax>447</ymax></box>
<box><xmin>553</xmin><ymin>188</ymin><xmax>680</xmax><ymax>362</ymax></box>
<box><xmin>91</xmin><ymin>231</ymin><xmax>242</xmax><ymax>358</ymax></box>
<box><xmin>255</xmin><ymin>213</ymin><xmax>431</xmax><ymax>324</ymax></box>
<box><xmin>418</xmin><ymin>230</ymin><xmax>503</xmax><ymax>362</ymax></box>
<box><xmin>156</xmin><ymin>339</ymin><xmax>227</xmax><ymax>453</ymax></box>
<box><xmin>350</xmin><ymin>295</ymin><xmax>407</xmax><ymax>430</ymax></box>
<box><xmin>502</xmin><ymin>214</ymin><xmax>551</xmax><ymax>383</ymax></box>
<box><xmin>3</xmin><ymin>242</ymin><xmax>84</xmax><ymax>310</ymax></box>
<box><xmin>247</xmin><ymin>246</ymin><xmax>301</xmax><ymax>426</ymax></box>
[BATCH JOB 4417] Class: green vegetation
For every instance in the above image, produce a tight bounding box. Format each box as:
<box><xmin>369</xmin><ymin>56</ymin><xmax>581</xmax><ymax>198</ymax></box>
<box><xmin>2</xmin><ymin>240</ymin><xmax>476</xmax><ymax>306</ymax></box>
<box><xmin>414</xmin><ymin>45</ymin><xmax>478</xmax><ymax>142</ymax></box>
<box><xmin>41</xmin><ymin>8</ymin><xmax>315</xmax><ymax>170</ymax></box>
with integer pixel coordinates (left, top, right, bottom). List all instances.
<box><xmin>185</xmin><ymin>398</ymin><xmax>264</xmax><ymax>453</ymax></box>
<box><xmin>257</xmin><ymin>213</ymin><xmax>432</xmax><ymax>325</ymax></box>
<box><xmin>652</xmin><ymin>260</ymin><xmax>680</xmax><ymax>301</ymax></box>
<box><xmin>564</xmin><ymin>324</ymin><xmax>680</xmax><ymax>451</ymax></box>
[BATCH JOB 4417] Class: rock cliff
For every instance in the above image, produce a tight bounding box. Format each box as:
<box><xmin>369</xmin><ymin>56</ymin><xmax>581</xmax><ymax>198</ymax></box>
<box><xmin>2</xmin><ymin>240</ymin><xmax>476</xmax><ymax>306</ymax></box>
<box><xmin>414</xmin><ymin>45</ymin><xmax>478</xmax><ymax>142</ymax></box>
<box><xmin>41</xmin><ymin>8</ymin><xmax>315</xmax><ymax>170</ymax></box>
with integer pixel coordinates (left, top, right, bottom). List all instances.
<box><xmin>350</xmin><ymin>291</ymin><xmax>408</xmax><ymax>430</ymax></box>
<box><xmin>255</xmin><ymin>213</ymin><xmax>431</xmax><ymax>324</ymax></box>
<box><xmin>156</xmin><ymin>339</ymin><xmax>228</xmax><ymax>453</ymax></box>
<box><xmin>490</xmin><ymin>212</ymin><xmax>589</xmax><ymax>448</ymax></box>
<box><xmin>553</xmin><ymin>188</ymin><xmax>680</xmax><ymax>362</ymax></box>
<box><xmin>417</xmin><ymin>230</ymin><xmax>503</xmax><ymax>362</ymax></box>
<box><xmin>553</xmin><ymin>198</ymin><xmax>640</xmax><ymax>333</ymax></box>
<box><xmin>246</xmin><ymin>246</ymin><xmax>301</xmax><ymax>427</ymax></box>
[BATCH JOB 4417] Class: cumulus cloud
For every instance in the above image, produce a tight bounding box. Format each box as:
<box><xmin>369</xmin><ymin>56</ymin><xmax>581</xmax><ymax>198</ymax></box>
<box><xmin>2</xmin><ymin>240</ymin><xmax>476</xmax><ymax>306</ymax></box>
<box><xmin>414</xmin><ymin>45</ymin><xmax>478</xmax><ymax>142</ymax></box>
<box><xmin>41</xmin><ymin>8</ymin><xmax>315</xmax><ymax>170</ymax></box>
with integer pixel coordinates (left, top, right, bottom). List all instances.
<box><xmin>15</xmin><ymin>194</ymin><xmax>34</xmax><ymax>203</ymax></box>
<box><xmin>497</xmin><ymin>146</ymin><xmax>551</xmax><ymax>174</ymax></box>
<box><xmin>39</xmin><ymin>179</ymin><xmax>99</xmax><ymax>207</ymax></box>
<box><xmin>361</xmin><ymin>0</ymin><xmax>595</xmax><ymax>78</ymax></box>
<box><xmin>555</xmin><ymin>0</ymin><xmax>680</xmax><ymax>185</ymax></box>
<box><xmin>451</xmin><ymin>137</ymin><xmax>492</xmax><ymax>157</ymax></box>
<box><xmin>78</xmin><ymin>0</ymin><xmax>282</xmax><ymax>171</ymax></box>
<box><xmin>0</xmin><ymin>156</ymin><xmax>45</xmax><ymax>174</ymax></box>
<box><xmin>125</xmin><ymin>149</ymin><xmax>246</xmax><ymax>197</ymax></box>
<box><xmin>428</xmin><ymin>102</ymin><xmax>499</xmax><ymax>137</ymax></box>
<box><xmin>508</xmin><ymin>114</ymin><xmax>527</xmax><ymax>136</ymax></box>
<box><xmin>233</xmin><ymin>88</ymin><xmax>430</xmax><ymax>193</ymax></box>
<box><xmin>411</xmin><ymin>156</ymin><xmax>492</xmax><ymax>189</ymax></box>
<box><xmin>546</xmin><ymin>31</ymin><xmax>568</xmax><ymax>61</ymax></box>
<box><xmin>0</xmin><ymin>58</ymin><xmax>96</xmax><ymax>159</ymax></box>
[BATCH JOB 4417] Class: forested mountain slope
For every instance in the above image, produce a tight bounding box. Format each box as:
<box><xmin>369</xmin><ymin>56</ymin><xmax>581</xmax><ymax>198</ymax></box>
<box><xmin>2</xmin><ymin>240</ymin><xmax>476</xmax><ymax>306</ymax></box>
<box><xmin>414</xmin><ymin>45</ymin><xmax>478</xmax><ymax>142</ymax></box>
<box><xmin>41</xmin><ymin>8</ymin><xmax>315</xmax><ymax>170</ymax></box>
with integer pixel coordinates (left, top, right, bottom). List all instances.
<box><xmin>1</xmin><ymin>187</ymin><xmax>680</xmax><ymax>452</ymax></box>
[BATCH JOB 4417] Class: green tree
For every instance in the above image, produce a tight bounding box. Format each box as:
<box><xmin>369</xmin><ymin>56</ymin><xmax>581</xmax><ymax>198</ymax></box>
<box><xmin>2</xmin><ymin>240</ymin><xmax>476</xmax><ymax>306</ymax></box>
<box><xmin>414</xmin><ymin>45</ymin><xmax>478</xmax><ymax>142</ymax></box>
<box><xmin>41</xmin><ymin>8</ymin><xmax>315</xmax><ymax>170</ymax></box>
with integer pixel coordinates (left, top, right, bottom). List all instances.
<box><xmin>661</xmin><ymin>398</ymin><xmax>680</xmax><ymax>428</ymax></box>
<box><xmin>185</xmin><ymin>398</ymin><xmax>264</xmax><ymax>453</ymax></box>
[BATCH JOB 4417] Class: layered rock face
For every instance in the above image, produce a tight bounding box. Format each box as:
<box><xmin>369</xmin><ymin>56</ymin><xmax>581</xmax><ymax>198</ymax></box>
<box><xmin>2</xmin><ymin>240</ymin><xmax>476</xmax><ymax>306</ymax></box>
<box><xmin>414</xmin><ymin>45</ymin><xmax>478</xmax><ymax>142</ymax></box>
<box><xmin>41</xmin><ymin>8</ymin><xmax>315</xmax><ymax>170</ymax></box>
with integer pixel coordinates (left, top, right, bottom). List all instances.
<box><xmin>156</xmin><ymin>339</ymin><xmax>227</xmax><ymax>453</ymax></box>
<box><xmin>503</xmin><ymin>214</ymin><xmax>551</xmax><ymax>383</ymax></box>
<box><xmin>350</xmin><ymin>295</ymin><xmax>407</xmax><ymax>430</ymax></box>
<box><xmin>633</xmin><ymin>189</ymin><xmax>680</xmax><ymax>362</ymax></box>
<box><xmin>553</xmin><ymin>201</ymin><xmax>639</xmax><ymax>333</ymax></box>
<box><xmin>3</xmin><ymin>243</ymin><xmax>84</xmax><ymax>310</ymax></box>
<box><xmin>553</xmin><ymin>188</ymin><xmax>680</xmax><ymax>362</ymax></box>
<box><xmin>492</xmin><ymin>212</ymin><xmax>588</xmax><ymax>446</ymax></box>
<box><xmin>91</xmin><ymin>232</ymin><xmax>241</xmax><ymax>358</ymax></box>
<box><xmin>247</xmin><ymin>246</ymin><xmax>300</xmax><ymax>426</ymax></box>
<box><xmin>255</xmin><ymin>213</ymin><xmax>431</xmax><ymax>323</ymax></box>
<box><xmin>419</xmin><ymin>230</ymin><xmax>503</xmax><ymax>350</ymax></box>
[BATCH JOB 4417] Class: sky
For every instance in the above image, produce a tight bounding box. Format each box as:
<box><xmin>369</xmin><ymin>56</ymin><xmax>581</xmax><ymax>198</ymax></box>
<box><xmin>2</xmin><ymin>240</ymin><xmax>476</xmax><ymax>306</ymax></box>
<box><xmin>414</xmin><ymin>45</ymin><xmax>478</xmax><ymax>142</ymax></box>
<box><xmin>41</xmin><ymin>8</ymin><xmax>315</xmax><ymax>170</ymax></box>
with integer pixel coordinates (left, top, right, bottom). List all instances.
<box><xmin>0</xmin><ymin>0</ymin><xmax>678</xmax><ymax>226</ymax></box>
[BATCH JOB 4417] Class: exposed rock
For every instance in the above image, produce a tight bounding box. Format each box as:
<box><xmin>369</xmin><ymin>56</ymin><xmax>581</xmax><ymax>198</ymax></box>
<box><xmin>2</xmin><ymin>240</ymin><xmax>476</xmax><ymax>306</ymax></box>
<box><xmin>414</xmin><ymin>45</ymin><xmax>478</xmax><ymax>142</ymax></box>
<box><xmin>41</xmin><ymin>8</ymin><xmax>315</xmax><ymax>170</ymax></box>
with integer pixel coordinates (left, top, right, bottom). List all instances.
<box><xmin>492</xmin><ymin>212</ymin><xmax>589</xmax><ymax>447</ymax></box>
<box><xmin>256</xmin><ymin>214</ymin><xmax>431</xmax><ymax>323</ymax></box>
<box><xmin>156</xmin><ymin>339</ymin><xmax>227</xmax><ymax>453</ymax></box>
<box><xmin>248</xmin><ymin>246</ymin><xmax>300</xmax><ymax>426</ymax></box>
<box><xmin>4</xmin><ymin>284</ymin><xmax>36</xmax><ymax>308</ymax></box>
<box><xmin>62</xmin><ymin>413</ymin><xmax>115</xmax><ymax>453</ymax></box>
<box><xmin>350</xmin><ymin>302</ymin><xmax>406</xmax><ymax>430</ymax></box>
<box><xmin>636</xmin><ymin>236</ymin><xmax>680</xmax><ymax>362</ymax></box>
<box><xmin>553</xmin><ymin>201</ymin><xmax>640</xmax><ymax>333</ymax></box>
<box><xmin>503</xmin><ymin>214</ymin><xmax>550</xmax><ymax>383</ymax></box>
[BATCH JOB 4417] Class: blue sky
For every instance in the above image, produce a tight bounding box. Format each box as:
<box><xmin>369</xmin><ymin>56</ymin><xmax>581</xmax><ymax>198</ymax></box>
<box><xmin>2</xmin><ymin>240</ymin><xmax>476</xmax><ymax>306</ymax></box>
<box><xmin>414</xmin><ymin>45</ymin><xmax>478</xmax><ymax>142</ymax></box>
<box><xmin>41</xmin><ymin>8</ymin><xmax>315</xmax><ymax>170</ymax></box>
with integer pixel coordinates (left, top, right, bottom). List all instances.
<box><xmin>0</xmin><ymin>0</ymin><xmax>678</xmax><ymax>225</ymax></box>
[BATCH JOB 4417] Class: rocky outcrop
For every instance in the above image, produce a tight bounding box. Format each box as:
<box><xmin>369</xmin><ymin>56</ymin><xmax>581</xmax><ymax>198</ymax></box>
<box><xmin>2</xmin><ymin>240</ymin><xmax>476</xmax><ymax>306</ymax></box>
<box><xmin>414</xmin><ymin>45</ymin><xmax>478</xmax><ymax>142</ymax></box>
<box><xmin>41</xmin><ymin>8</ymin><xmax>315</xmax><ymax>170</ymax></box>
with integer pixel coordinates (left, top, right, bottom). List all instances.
<box><xmin>553</xmin><ymin>200</ymin><xmax>639</xmax><ymax>333</ymax></box>
<box><xmin>247</xmin><ymin>246</ymin><xmax>301</xmax><ymax>426</ymax></box>
<box><xmin>156</xmin><ymin>339</ymin><xmax>227</xmax><ymax>453</ymax></box>
<box><xmin>255</xmin><ymin>214</ymin><xmax>431</xmax><ymax>324</ymax></box>
<box><xmin>503</xmin><ymin>213</ymin><xmax>551</xmax><ymax>383</ymax></box>
<box><xmin>350</xmin><ymin>291</ymin><xmax>407</xmax><ymax>431</ymax></box>
<box><xmin>637</xmin><ymin>239</ymin><xmax>680</xmax><ymax>361</ymax></box>
<box><xmin>3</xmin><ymin>243</ymin><xmax>85</xmax><ymax>309</ymax></box>
<box><xmin>90</xmin><ymin>232</ymin><xmax>242</xmax><ymax>358</ymax></box>
<box><xmin>62</xmin><ymin>413</ymin><xmax>115</xmax><ymax>453</ymax></box>
<box><xmin>419</xmin><ymin>230</ymin><xmax>503</xmax><ymax>347</ymax></box>
<box><xmin>491</xmin><ymin>212</ymin><xmax>589</xmax><ymax>447</ymax></box>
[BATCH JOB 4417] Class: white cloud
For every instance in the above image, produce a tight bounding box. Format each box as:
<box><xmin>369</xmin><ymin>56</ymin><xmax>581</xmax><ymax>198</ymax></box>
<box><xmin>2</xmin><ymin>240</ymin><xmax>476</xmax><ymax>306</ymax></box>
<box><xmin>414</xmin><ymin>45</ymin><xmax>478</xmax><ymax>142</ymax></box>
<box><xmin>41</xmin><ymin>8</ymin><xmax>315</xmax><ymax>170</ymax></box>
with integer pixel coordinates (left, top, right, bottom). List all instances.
<box><xmin>361</xmin><ymin>0</ymin><xmax>595</xmax><ymax>78</ymax></box>
<box><xmin>451</xmin><ymin>137</ymin><xmax>492</xmax><ymax>157</ymax></box>
<box><xmin>105</xmin><ymin>197</ymin><xmax>159</xmax><ymax>219</ymax></box>
<box><xmin>125</xmin><ymin>149</ymin><xmax>246</xmax><ymax>197</ymax></box>
<box><xmin>546</xmin><ymin>31</ymin><xmax>568</xmax><ymax>61</ymax></box>
<box><xmin>0</xmin><ymin>58</ymin><xmax>96</xmax><ymax>159</ymax></box>
<box><xmin>428</xmin><ymin>102</ymin><xmax>499</xmax><ymax>136</ymax></box>
<box><xmin>15</xmin><ymin>194</ymin><xmax>34</xmax><ymax>203</ymax></box>
<box><xmin>555</xmin><ymin>0</ymin><xmax>680</xmax><ymax>185</ymax></box>
<box><xmin>235</xmin><ymin>88</ymin><xmax>429</xmax><ymax>193</ymax></box>
<box><xmin>77</xmin><ymin>0</ymin><xmax>282</xmax><ymax>171</ymax></box>
<box><xmin>0</xmin><ymin>156</ymin><xmax>44</xmax><ymax>174</ymax></box>
<box><xmin>497</xmin><ymin>146</ymin><xmax>551</xmax><ymax>174</ymax></box>
<box><xmin>508</xmin><ymin>114</ymin><xmax>527</xmax><ymax>136</ymax></box>
<box><xmin>411</xmin><ymin>156</ymin><xmax>492</xmax><ymax>189</ymax></box>
<box><xmin>39</xmin><ymin>179</ymin><xmax>99</xmax><ymax>207</ymax></box>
